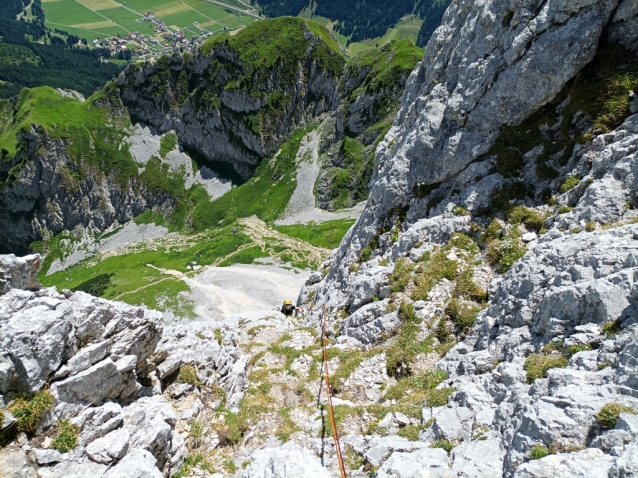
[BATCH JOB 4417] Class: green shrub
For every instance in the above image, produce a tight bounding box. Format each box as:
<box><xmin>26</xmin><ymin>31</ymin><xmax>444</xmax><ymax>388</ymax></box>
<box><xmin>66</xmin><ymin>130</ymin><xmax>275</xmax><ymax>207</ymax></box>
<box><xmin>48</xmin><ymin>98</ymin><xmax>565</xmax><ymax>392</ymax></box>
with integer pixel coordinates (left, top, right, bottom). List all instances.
<box><xmin>585</xmin><ymin>221</ymin><xmax>596</xmax><ymax>232</ymax></box>
<box><xmin>524</xmin><ymin>354</ymin><xmax>568</xmax><ymax>384</ymax></box>
<box><xmin>559</xmin><ymin>175</ymin><xmax>581</xmax><ymax>194</ymax></box>
<box><xmin>454</xmin><ymin>268</ymin><xmax>488</xmax><ymax>303</ymax></box>
<box><xmin>541</xmin><ymin>340</ymin><xmax>564</xmax><ymax>354</ymax></box>
<box><xmin>557</xmin><ymin>206</ymin><xmax>573</xmax><ymax>214</ymax></box>
<box><xmin>430</xmin><ymin>439</ymin><xmax>455</xmax><ymax>452</ymax></box>
<box><xmin>597</xmin><ymin>403</ymin><xmax>635</xmax><ymax>429</ymax></box>
<box><xmin>385</xmin><ymin>302</ymin><xmax>431</xmax><ymax>378</ymax></box>
<box><xmin>411</xmin><ymin>249</ymin><xmax>457</xmax><ymax>301</ymax></box>
<box><xmin>567</xmin><ymin>343</ymin><xmax>592</xmax><ymax>357</ymax></box>
<box><xmin>487</xmin><ymin>236</ymin><xmax>527</xmax><ymax>274</ymax></box>
<box><xmin>177</xmin><ymin>365</ymin><xmax>199</xmax><ymax>385</ymax></box>
<box><xmin>453</xmin><ymin>206</ymin><xmax>468</xmax><ymax>216</ymax></box>
<box><xmin>389</xmin><ymin>257</ymin><xmax>414</xmax><ymax>293</ymax></box>
<box><xmin>359</xmin><ymin>245</ymin><xmax>373</xmax><ymax>263</ymax></box>
<box><xmin>602</xmin><ymin>321</ymin><xmax>622</xmax><ymax>338</ymax></box>
<box><xmin>507</xmin><ymin>206</ymin><xmax>546</xmax><ymax>232</ymax></box>
<box><xmin>434</xmin><ymin>317</ymin><xmax>451</xmax><ymax>344</ymax></box>
<box><xmin>445</xmin><ymin>298</ymin><xmax>481</xmax><ymax>330</ymax></box>
<box><xmin>529</xmin><ymin>445</ymin><xmax>550</xmax><ymax>460</ymax></box>
<box><xmin>398</xmin><ymin>424</ymin><xmax>421</xmax><ymax>441</ymax></box>
<box><xmin>426</xmin><ymin>388</ymin><xmax>454</xmax><ymax>407</ymax></box>
<box><xmin>11</xmin><ymin>390</ymin><xmax>54</xmax><ymax>432</ymax></box>
<box><xmin>52</xmin><ymin>420</ymin><xmax>78</xmax><ymax>452</ymax></box>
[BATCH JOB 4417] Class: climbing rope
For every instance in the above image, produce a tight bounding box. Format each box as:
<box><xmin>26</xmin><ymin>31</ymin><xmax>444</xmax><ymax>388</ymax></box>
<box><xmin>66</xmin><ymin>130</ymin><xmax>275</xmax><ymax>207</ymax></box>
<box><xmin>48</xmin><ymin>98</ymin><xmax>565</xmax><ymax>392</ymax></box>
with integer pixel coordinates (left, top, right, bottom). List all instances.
<box><xmin>322</xmin><ymin>298</ymin><xmax>348</xmax><ymax>478</ymax></box>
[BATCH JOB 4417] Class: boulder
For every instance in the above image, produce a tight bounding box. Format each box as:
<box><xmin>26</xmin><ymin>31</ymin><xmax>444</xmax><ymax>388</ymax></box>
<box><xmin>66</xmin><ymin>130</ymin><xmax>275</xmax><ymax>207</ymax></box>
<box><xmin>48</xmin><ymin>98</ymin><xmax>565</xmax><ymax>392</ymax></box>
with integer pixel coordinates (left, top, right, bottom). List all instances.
<box><xmin>85</xmin><ymin>428</ymin><xmax>130</xmax><ymax>464</ymax></box>
<box><xmin>0</xmin><ymin>254</ymin><xmax>41</xmax><ymax>294</ymax></box>
<box><xmin>241</xmin><ymin>442</ymin><xmax>331</xmax><ymax>478</ymax></box>
<box><xmin>513</xmin><ymin>448</ymin><xmax>615</xmax><ymax>478</ymax></box>
<box><xmin>102</xmin><ymin>448</ymin><xmax>163</xmax><ymax>478</ymax></box>
<box><xmin>375</xmin><ymin>447</ymin><xmax>451</xmax><ymax>477</ymax></box>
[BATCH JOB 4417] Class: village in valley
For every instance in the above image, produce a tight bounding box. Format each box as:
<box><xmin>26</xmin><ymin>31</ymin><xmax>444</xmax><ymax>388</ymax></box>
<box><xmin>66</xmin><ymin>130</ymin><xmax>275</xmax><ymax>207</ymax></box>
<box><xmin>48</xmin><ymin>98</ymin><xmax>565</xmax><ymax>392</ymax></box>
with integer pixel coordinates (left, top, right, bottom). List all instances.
<box><xmin>40</xmin><ymin>0</ymin><xmax>260</xmax><ymax>60</ymax></box>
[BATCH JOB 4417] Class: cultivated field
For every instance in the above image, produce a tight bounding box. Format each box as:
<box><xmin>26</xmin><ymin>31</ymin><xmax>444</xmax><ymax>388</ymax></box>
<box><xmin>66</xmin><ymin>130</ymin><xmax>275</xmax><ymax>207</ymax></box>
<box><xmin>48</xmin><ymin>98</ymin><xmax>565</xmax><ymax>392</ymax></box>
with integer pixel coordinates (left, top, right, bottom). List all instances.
<box><xmin>42</xmin><ymin>0</ymin><xmax>258</xmax><ymax>44</ymax></box>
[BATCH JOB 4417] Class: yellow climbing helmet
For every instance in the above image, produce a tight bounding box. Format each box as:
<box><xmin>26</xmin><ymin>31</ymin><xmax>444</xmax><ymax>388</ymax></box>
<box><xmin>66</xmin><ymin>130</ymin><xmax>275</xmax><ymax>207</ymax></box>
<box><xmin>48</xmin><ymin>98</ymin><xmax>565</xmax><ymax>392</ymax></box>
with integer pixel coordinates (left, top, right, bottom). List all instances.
<box><xmin>284</xmin><ymin>299</ymin><xmax>292</xmax><ymax>305</ymax></box>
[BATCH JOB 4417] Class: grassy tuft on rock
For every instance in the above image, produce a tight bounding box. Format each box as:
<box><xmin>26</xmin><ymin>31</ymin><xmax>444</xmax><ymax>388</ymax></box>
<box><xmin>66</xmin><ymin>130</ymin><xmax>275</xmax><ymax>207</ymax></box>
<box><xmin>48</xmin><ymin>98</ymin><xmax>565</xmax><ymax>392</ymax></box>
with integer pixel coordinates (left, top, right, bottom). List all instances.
<box><xmin>597</xmin><ymin>403</ymin><xmax>635</xmax><ymax>429</ymax></box>
<box><xmin>10</xmin><ymin>390</ymin><xmax>54</xmax><ymax>432</ymax></box>
<box><xmin>524</xmin><ymin>354</ymin><xmax>568</xmax><ymax>384</ymax></box>
<box><xmin>52</xmin><ymin>420</ymin><xmax>79</xmax><ymax>453</ymax></box>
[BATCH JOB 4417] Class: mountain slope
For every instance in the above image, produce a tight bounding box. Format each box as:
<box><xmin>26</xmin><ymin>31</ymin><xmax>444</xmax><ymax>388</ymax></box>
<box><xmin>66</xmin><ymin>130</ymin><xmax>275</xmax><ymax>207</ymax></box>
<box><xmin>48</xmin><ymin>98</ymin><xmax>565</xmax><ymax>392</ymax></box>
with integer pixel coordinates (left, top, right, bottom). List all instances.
<box><xmin>255</xmin><ymin>0</ymin><xmax>451</xmax><ymax>47</ymax></box>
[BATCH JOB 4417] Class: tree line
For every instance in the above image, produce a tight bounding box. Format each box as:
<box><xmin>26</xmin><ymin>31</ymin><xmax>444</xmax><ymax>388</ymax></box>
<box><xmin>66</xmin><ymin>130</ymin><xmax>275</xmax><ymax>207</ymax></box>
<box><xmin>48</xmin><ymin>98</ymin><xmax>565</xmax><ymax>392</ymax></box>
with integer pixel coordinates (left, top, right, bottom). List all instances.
<box><xmin>0</xmin><ymin>0</ymin><xmax>125</xmax><ymax>99</ymax></box>
<box><xmin>252</xmin><ymin>0</ymin><xmax>450</xmax><ymax>47</ymax></box>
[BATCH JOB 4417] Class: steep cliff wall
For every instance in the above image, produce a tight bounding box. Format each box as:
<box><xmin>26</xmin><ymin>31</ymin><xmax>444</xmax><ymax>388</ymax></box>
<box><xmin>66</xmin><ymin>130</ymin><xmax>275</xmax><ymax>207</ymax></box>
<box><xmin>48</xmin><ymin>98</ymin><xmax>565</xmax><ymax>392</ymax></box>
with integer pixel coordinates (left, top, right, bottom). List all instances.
<box><xmin>324</xmin><ymin>0</ymin><xmax>628</xmax><ymax>274</ymax></box>
<box><xmin>118</xmin><ymin>17</ymin><xmax>344</xmax><ymax>181</ymax></box>
<box><xmin>0</xmin><ymin>88</ymin><xmax>172</xmax><ymax>254</ymax></box>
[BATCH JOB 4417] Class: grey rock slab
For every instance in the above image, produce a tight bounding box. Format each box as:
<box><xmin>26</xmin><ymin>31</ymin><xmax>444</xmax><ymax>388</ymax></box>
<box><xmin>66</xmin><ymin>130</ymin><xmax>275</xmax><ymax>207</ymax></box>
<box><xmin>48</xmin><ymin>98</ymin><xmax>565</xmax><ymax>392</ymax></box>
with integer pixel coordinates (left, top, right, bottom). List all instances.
<box><xmin>0</xmin><ymin>302</ymin><xmax>74</xmax><ymax>394</ymax></box>
<box><xmin>451</xmin><ymin>439</ymin><xmax>505</xmax><ymax>478</ymax></box>
<box><xmin>608</xmin><ymin>441</ymin><xmax>638</xmax><ymax>478</ymax></box>
<box><xmin>102</xmin><ymin>448</ymin><xmax>163</xmax><ymax>478</ymax></box>
<box><xmin>30</xmin><ymin>448</ymin><xmax>65</xmax><ymax>465</ymax></box>
<box><xmin>0</xmin><ymin>254</ymin><xmax>41</xmax><ymax>294</ymax></box>
<box><xmin>241</xmin><ymin>442</ymin><xmax>331</xmax><ymax>478</ymax></box>
<box><xmin>0</xmin><ymin>449</ymin><xmax>38</xmax><ymax>478</ymax></box>
<box><xmin>51</xmin><ymin>358</ymin><xmax>136</xmax><ymax>408</ymax></box>
<box><xmin>66</xmin><ymin>341</ymin><xmax>110</xmax><ymax>375</ymax></box>
<box><xmin>375</xmin><ymin>447</ymin><xmax>451</xmax><ymax>478</ymax></box>
<box><xmin>85</xmin><ymin>427</ymin><xmax>130</xmax><ymax>464</ymax></box>
<box><xmin>364</xmin><ymin>435</ymin><xmax>428</xmax><ymax>467</ymax></box>
<box><xmin>513</xmin><ymin>448</ymin><xmax>614</xmax><ymax>478</ymax></box>
<box><xmin>37</xmin><ymin>458</ymin><xmax>108</xmax><ymax>478</ymax></box>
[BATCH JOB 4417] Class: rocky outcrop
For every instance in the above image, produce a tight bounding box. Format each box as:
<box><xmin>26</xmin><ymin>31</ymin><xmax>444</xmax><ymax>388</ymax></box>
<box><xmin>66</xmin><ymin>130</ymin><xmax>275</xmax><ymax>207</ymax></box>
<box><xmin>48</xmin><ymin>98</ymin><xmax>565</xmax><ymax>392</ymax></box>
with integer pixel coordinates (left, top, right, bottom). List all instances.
<box><xmin>0</xmin><ymin>125</ymin><xmax>172</xmax><ymax>254</ymax></box>
<box><xmin>118</xmin><ymin>18</ymin><xmax>343</xmax><ymax>181</ymax></box>
<box><xmin>0</xmin><ymin>255</ymin><xmax>249</xmax><ymax>477</ymax></box>
<box><xmin>282</xmin><ymin>0</ymin><xmax>638</xmax><ymax>475</ymax></box>
<box><xmin>0</xmin><ymin>254</ymin><xmax>41</xmax><ymax>294</ymax></box>
<box><xmin>324</xmin><ymin>0</ymin><xmax>627</xmax><ymax>278</ymax></box>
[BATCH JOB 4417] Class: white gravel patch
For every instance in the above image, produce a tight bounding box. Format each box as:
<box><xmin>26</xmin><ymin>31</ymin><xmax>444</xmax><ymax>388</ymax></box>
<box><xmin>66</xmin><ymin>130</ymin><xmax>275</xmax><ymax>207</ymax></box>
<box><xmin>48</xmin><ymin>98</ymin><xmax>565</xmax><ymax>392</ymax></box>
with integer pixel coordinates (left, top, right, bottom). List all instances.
<box><xmin>186</xmin><ymin>263</ymin><xmax>309</xmax><ymax>321</ymax></box>
<box><xmin>275</xmin><ymin>130</ymin><xmax>364</xmax><ymax>225</ymax></box>
<box><xmin>46</xmin><ymin>222</ymin><xmax>173</xmax><ymax>275</ymax></box>
<box><xmin>127</xmin><ymin>124</ymin><xmax>161</xmax><ymax>165</ymax></box>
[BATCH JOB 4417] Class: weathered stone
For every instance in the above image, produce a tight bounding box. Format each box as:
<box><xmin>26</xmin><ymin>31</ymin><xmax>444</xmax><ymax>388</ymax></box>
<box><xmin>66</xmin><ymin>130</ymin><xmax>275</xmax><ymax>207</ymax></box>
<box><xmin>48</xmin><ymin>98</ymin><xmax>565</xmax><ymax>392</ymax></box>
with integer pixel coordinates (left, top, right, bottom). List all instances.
<box><xmin>241</xmin><ymin>442</ymin><xmax>331</xmax><ymax>478</ymax></box>
<box><xmin>102</xmin><ymin>448</ymin><xmax>163</xmax><ymax>478</ymax></box>
<box><xmin>513</xmin><ymin>448</ymin><xmax>615</xmax><ymax>478</ymax></box>
<box><xmin>85</xmin><ymin>427</ymin><xmax>130</xmax><ymax>464</ymax></box>
<box><xmin>376</xmin><ymin>447</ymin><xmax>450</xmax><ymax>478</ymax></box>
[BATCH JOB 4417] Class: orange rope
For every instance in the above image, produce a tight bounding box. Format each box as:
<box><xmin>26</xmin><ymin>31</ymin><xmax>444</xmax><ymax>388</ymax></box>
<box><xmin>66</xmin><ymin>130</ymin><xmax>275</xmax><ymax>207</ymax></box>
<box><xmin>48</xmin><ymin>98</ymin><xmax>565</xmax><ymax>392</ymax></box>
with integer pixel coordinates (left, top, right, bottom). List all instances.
<box><xmin>323</xmin><ymin>301</ymin><xmax>347</xmax><ymax>478</ymax></box>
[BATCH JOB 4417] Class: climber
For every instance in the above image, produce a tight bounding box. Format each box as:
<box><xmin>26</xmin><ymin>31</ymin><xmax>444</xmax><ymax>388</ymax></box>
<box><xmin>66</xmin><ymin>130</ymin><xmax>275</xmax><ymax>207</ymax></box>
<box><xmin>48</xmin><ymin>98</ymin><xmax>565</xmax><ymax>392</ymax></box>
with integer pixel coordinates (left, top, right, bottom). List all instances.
<box><xmin>281</xmin><ymin>299</ymin><xmax>300</xmax><ymax>317</ymax></box>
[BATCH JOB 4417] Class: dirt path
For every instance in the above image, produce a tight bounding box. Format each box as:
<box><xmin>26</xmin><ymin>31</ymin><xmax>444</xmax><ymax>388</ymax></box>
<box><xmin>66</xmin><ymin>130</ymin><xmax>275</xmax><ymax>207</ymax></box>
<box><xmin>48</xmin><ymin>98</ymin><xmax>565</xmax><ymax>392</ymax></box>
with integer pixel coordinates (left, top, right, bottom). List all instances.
<box><xmin>112</xmin><ymin>217</ymin><xmax>323</xmax><ymax>316</ymax></box>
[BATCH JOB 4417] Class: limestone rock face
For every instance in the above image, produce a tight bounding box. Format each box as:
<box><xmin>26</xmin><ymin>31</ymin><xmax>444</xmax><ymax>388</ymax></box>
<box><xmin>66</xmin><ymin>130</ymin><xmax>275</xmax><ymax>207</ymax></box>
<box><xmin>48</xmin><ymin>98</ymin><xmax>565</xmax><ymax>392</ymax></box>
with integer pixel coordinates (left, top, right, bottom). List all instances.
<box><xmin>322</xmin><ymin>0</ymin><xmax>624</xmax><ymax>287</ymax></box>
<box><xmin>118</xmin><ymin>21</ymin><xmax>341</xmax><ymax>182</ymax></box>
<box><xmin>0</xmin><ymin>255</ymin><xmax>185</xmax><ymax>477</ymax></box>
<box><xmin>241</xmin><ymin>441</ymin><xmax>332</xmax><ymax>478</ymax></box>
<box><xmin>0</xmin><ymin>254</ymin><xmax>41</xmax><ymax>294</ymax></box>
<box><xmin>0</xmin><ymin>126</ymin><xmax>172</xmax><ymax>254</ymax></box>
